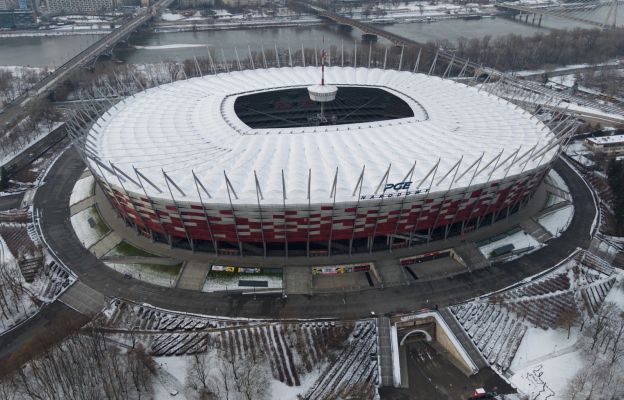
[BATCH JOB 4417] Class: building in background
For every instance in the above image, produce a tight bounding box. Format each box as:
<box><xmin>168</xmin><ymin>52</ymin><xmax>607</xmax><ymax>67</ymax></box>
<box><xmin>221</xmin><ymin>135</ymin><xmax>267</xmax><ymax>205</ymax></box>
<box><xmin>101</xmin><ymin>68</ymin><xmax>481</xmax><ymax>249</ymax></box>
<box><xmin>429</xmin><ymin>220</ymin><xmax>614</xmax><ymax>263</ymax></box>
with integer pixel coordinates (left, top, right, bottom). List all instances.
<box><xmin>0</xmin><ymin>9</ymin><xmax>35</xmax><ymax>28</ymax></box>
<box><xmin>221</xmin><ymin>0</ymin><xmax>266</xmax><ymax>7</ymax></box>
<box><xmin>586</xmin><ymin>135</ymin><xmax>624</xmax><ymax>158</ymax></box>
<box><xmin>44</xmin><ymin>0</ymin><xmax>114</xmax><ymax>14</ymax></box>
<box><xmin>178</xmin><ymin>0</ymin><xmax>214</xmax><ymax>9</ymax></box>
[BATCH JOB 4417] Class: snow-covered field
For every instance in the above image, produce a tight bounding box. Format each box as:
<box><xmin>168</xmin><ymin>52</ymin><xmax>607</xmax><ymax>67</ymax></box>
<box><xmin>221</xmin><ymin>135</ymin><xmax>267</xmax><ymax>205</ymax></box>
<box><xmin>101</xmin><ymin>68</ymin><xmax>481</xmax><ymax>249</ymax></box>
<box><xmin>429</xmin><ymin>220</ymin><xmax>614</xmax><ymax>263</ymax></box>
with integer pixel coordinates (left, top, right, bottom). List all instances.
<box><xmin>105</xmin><ymin>262</ymin><xmax>181</xmax><ymax>287</ymax></box>
<box><xmin>538</xmin><ymin>205</ymin><xmax>574</xmax><ymax>237</ymax></box>
<box><xmin>201</xmin><ymin>272</ymin><xmax>283</xmax><ymax>292</ymax></box>
<box><xmin>69</xmin><ymin>175</ymin><xmax>95</xmax><ymax>206</ymax></box>
<box><xmin>70</xmin><ymin>206</ymin><xmax>109</xmax><ymax>248</ymax></box>
<box><xmin>479</xmin><ymin>229</ymin><xmax>541</xmax><ymax>258</ymax></box>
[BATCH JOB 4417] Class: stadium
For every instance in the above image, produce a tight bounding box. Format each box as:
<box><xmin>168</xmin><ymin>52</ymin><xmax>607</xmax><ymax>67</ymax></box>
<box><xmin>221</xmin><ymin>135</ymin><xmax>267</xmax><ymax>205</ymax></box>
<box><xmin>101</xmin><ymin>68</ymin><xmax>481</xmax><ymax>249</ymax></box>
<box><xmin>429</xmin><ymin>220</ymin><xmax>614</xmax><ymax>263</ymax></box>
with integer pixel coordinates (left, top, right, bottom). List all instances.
<box><xmin>82</xmin><ymin>66</ymin><xmax>560</xmax><ymax>257</ymax></box>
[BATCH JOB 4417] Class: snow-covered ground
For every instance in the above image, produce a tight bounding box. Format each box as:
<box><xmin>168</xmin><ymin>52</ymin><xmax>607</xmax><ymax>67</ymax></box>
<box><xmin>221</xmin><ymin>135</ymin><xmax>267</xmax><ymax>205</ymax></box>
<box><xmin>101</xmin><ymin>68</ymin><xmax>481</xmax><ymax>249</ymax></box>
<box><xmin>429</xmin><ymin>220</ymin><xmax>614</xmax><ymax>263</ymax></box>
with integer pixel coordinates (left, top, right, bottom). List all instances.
<box><xmin>479</xmin><ymin>229</ymin><xmax>541</xmax><ymax>258</ymax></box>
<box><xmin>538</xmin><ymin>205</ymin><xmax>574</xmax><ymax>237</ymax></box>
<box><xmin>510</xmin><ymin>349</ymin><xmax>584</xmax><ymax>400</ymax></box>
<box><xmin>69</xmin><ymin>175</ymin><xmax>95</xmax><ymax>206</ymax></box>
<box><xmin>0</xmin><ymin>122</ymin><xmax>63</xmax><ymax>169</ymax></box>
<box><xmin>70</xmin><ymin>206</ymin><xmax>109</xmax><ymax>248</ymax></box>
<box><xmin>133</xmin><ymin>44</ymin><xmax>209</xmax><ymax>50</ymax></box>
<box><xmin>508</xmin><ymin>274</ymin><xmax>624</xmax><ymax>400</ymax></box>
<box><xmin>105</xmin><ymin>262</ymin><xmax>181</xmax><ymax>287</ymax></box>
<box><xmin>201</xmin><ymin>272</ymin><xmax>283</xmax><ymax>292</ymax></box>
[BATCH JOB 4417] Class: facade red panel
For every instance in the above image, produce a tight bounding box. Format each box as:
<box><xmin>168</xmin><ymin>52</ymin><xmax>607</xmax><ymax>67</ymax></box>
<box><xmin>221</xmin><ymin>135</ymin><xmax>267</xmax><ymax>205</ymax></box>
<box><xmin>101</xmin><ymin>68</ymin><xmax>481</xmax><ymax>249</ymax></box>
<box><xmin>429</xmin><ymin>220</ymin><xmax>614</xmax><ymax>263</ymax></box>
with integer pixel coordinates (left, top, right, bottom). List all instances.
<box><xmin>97</xmin><ymin>167</ymin><xmax>548</xmax><ymax>246</ymax></box>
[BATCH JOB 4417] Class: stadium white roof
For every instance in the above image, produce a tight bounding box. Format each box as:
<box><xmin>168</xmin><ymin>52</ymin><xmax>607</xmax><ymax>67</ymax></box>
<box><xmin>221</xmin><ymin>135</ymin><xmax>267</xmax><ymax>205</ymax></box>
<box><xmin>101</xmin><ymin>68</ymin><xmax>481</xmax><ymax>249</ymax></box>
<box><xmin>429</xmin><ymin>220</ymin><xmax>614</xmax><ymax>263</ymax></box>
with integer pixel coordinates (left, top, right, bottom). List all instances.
<box><xmin>87</xmin><ymin>66</ymin><xmax>558</xmax><ymax>205</ymax></box>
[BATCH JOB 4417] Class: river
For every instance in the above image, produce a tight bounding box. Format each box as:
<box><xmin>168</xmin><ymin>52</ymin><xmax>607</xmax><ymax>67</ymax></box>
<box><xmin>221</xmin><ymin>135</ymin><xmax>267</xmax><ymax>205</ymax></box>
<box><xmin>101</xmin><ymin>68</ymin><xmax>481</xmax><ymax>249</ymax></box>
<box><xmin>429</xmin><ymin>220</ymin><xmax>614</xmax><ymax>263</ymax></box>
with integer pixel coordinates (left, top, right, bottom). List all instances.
<box><xmin>0</xmin><ymin>4</ymin><xmax>621</xmax><ymax>67</ymax></box>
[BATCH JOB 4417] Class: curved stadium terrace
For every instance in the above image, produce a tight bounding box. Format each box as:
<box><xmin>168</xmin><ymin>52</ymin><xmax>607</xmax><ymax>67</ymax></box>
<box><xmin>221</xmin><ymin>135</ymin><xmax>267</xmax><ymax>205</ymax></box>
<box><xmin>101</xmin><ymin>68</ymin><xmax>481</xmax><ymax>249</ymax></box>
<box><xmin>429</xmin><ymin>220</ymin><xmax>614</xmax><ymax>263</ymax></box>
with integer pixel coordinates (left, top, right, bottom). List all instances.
<box><xmin>82</xmin><ymin>66</ymin><xmax>560</xmax><ymax>256</ymax></box>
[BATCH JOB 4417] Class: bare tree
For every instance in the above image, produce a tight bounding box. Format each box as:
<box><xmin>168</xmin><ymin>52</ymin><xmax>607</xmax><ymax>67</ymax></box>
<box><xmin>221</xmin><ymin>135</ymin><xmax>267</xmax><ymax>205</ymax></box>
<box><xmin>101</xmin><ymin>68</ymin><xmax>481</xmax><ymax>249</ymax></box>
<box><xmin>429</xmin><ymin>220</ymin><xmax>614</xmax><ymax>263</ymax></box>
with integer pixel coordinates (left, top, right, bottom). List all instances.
<box><xmin>556</xmin><ymin>307</ymin><xmax>579</xmax><ymax>339</ymax></box>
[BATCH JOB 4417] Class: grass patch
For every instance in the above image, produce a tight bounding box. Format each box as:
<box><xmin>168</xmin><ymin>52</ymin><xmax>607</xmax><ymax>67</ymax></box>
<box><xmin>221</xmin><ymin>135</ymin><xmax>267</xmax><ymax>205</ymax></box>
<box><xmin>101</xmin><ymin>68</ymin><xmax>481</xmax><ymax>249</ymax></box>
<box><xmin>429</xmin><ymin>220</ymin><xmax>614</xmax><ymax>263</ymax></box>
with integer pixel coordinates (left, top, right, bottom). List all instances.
<box><xmin>105</xmin><ymin>241</ymin><xmax>155</xmax><ymax>257</ymax></box>
<box><xmin>105</xmin><ymin>262</ymin><xmax>183</xmax><ymax>288</ymax></box>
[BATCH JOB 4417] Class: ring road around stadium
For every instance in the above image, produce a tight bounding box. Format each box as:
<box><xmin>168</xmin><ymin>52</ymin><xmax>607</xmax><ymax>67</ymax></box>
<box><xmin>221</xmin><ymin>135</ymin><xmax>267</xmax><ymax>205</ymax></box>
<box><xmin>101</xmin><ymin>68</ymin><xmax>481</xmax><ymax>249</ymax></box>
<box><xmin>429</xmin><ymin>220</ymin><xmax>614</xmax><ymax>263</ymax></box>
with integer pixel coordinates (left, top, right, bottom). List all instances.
<box><xmin>80</xmin><ymin>66</ymin><xmax>560</xmax><ymax>257</ymax></box>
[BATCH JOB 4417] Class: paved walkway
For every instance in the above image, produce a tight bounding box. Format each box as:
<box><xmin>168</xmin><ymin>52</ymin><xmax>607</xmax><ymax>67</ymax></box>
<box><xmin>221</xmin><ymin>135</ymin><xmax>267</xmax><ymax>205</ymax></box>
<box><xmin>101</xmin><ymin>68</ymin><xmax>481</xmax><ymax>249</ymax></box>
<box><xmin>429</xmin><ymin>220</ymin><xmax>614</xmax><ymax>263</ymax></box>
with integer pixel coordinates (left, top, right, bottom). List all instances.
<box><xmin>455</xmin><ymin>242</ymin><xmax>488</xmax><ymax>270</ymax></box>
<box><xmin>284</xmin><ymin>267</ymin><xmax>310</xmax><ymax>295</ymax></box>
<box><xmin>69</xmin><ymin>196</ymin><xmax>95</xmax><ymax>215</ymax></box>
<box><xmin>33</xmin><ymin>148</ymin><xmax>596</xmax><ymax>318</ymax></box>
<box><xmin>59</xmin><ymin>281</ymin><xmax>107</xmax><ymax>316</ymax></box>
<box><xmin>544</xmin><ymin>182</ymin><xmax>571</xmax><ymax>202</ymax></box>
<box><xmin>520</xmin><ymin>218</ymin><xmax>553</xmax><ymax>243</ymax></box>
<box><xmin>176</xmin><ymin>262</ymin><xmax>209</xmax><ymax>291</ymax></box>
<box><xmin>535</xmin><ymin>200</ymin><xmax>573</xmax><ymax>218</ymax></box>
<box><xmin>89</xmin><ymin>230</ymin><xmax>123</xmax><ymax>258</ymax></box>
<box><xmin>377</xmin><ymin>316</ymin><xmax>394</xmax><ymax>387</ymax></box>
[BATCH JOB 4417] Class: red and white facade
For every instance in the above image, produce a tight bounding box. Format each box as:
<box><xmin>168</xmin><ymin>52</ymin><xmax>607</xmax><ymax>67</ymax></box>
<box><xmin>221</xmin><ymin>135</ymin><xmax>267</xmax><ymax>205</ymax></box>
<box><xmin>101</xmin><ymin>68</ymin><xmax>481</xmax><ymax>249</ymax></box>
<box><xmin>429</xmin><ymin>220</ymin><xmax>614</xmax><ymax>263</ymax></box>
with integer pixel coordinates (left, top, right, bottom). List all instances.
<box><xmin>84</xmin><ymin>67</ymin><xmax>561</xmax><ymax>256</ymax></box>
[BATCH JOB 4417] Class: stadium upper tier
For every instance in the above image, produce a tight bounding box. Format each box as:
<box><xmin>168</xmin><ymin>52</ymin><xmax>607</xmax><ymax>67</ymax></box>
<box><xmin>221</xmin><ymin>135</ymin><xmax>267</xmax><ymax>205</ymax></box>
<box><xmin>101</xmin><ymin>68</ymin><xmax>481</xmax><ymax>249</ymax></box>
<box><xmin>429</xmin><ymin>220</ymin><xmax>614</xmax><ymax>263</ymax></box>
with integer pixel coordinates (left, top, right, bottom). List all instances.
<box><xmin>87</xmin><ymin>66</ymin><xmax>558</xmax><ymax>206</ymax></box>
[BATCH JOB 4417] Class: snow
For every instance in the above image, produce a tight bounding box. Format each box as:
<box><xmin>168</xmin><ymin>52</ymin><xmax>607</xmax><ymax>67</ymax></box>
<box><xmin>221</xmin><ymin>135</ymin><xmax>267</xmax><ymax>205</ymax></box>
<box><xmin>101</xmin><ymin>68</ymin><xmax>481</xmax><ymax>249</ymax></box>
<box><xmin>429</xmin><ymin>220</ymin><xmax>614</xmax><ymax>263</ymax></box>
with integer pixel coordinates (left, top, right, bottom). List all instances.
<box><xmin>152</xmin><ymin>353</ymin><xmax>323</xmax><ymax>400</ymax></box>
<box><xmin>389</xmin><ymin>324</ymin><xmax>401</xmax><ymax>387</ymax></box>
<box><xmin>270</xmin><ymin>369</ymin><xmax>321</xmax><ymax>400</ymax></box>
<box><xmin>70</xmin><ymin>206</ymin><xmax>109</xmax><ymax>248</ymax></box>
<box><xmin>160</xmin><ymin>12</ymin><xmax>185</xmax><ymax>21</ymax></box>
<box><xmin>69</xmin><ymin>175</ymin><xmax>95</xmax><ymax>206</ymax></box>
<box><xmin>603</xmin><ymin>277</ymin><xmax>624</xmax><ymax>310</ymax></box>
<box><xmin>88</xmin><ymin>67</ymin><xmax>557</xmax><ymax>206</ymax></box>
<box><xmin>550</xmin><ymin>74</ymin><xmax>576</xmax><ymax>87</ymax></box>
<box><xmin>201</xmin><ymin>273</ymin><xmax>283</xmax><ymax>292</ymax></box>
<box><xmin>546</xmin><ymin>170</ymin><xmax>568</xmax><ymax>192</ymax></box>
<box><xmin>0</xmin><ymin>122</ymin><xmax>63</xmax><ymax>168</ymax></box>
<box><xmin>105</xmin><ymin>262</ymin><xmax>180</xmax><ymax>287</ymax></box>
<box><xmin>479</xmin><ymin>230</ymin><xmax>541</xmax><ymax>258</ymax></box>
<box><xmin>133</xmin><ymin>44</ymin><xmax>209</xmax><ymax>50</ymax></box>
<box><xmin>153</xmin><ymin>355</ymin><xmax>192</xmax><ymax>399</ymax></box>
<box><xmin>538</xmin><ymin>205</ymin><xmax>574</xmax><ymax>237</ymax></box>
<box><xmin>510</xmin><ymin>350</ymin><xmax>583</xmax><ymax>400</ymax></box>
<box><xmin>510</xmin><ymin>327</ymin><xmax>580</xmax><ymax>371</ymax></box>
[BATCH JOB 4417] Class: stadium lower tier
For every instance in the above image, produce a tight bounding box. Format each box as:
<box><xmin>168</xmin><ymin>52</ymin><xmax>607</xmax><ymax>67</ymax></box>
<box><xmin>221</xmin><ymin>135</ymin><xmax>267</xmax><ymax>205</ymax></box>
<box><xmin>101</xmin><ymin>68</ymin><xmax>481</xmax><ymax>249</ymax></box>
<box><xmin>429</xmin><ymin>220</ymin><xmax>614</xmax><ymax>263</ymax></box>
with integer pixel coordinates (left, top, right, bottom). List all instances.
<box><xmin>97</xmin><ymin>167</ymin><xmax>548</xmax><ymax>256</ymax></box>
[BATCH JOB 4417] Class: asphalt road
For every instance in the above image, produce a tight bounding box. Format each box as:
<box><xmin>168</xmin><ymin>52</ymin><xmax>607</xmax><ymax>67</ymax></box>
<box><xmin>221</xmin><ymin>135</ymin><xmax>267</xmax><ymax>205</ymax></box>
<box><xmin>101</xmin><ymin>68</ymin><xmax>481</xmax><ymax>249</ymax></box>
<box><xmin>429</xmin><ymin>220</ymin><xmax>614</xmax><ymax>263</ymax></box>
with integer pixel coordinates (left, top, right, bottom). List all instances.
<box><xmin>33</xmin><ymin>147</ymin><xmax>596</xmax><ymax>319</ymax></box>
<box><xmin>379</xmin><ymin>341</ymin><xmax>513</xmax><ymax>399</ymax></box>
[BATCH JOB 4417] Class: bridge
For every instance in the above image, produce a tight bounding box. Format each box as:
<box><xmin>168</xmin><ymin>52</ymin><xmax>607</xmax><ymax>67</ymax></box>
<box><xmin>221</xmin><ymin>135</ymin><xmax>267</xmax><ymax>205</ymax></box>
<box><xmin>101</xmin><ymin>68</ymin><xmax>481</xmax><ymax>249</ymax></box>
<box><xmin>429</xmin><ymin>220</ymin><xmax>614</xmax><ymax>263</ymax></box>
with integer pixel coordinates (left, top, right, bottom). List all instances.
<box><xmin>0</xmin><ymin>0</ymin><xmax>174</xmax><ymax>132</ymax></box>
<box><xmin>495</xmin><ymin>0</ymin><xmax>620</xmax><ymax>30</ymax></box>
<box><xmin>298</xmin><ymin>2</ymin><xmax>624</xmax><ymax>120</ymax></box>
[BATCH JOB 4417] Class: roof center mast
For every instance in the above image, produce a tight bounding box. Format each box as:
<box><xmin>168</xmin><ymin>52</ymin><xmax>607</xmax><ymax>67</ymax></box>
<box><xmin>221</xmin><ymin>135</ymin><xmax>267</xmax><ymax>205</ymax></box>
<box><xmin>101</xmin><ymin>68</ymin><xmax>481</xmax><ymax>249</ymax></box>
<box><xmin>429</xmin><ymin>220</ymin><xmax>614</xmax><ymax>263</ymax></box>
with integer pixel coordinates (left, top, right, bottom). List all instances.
<box><xmin>307</xmin><ymin>48</ymin><xmax>338</xmax><ymax>125</ymax></box>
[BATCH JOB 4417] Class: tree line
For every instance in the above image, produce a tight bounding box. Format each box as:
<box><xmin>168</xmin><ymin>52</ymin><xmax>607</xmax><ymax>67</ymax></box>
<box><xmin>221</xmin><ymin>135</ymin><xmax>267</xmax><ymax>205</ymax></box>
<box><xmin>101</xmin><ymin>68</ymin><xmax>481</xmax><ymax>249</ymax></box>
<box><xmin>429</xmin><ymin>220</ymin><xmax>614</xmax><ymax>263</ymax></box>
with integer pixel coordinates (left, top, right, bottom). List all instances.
<box><xmin>448</xmin><ymin>27</ymin><xmax>624</xmax><ymax>72</ymax></box>
<box><xmin>0</xmin><ymin>328</ymin><xmax>156</xmax><ymax>400</ymax></box>
<box><xmin>607</xmin><ymin>159</ymin><xmax>624</xmax><ymax>235</ymax></box>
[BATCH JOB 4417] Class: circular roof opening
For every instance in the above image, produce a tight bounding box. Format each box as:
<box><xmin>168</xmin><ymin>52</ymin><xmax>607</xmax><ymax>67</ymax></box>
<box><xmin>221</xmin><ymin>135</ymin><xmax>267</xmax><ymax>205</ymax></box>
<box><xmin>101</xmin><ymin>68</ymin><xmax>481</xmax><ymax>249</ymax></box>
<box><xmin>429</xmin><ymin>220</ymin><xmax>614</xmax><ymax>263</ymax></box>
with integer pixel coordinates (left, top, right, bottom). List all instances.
<box><xmin>233</xmin><ymin>86</ymin><xmax>416</xmax><ymax>129</ymax></box>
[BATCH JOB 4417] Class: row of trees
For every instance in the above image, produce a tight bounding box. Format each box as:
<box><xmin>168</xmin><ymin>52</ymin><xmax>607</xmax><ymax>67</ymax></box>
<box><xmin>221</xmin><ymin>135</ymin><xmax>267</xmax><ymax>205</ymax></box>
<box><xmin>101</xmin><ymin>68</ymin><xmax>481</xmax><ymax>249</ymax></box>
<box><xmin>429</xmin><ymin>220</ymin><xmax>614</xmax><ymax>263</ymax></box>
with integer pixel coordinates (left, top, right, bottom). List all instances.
<box><xmin>607</xmin><ymin>159</ymin><xmax>624</xmax><ymax>235</ymax></box>
<box><xmin>0</xmin><ymin>329</ymin><xmax>155</xmax><ymax>400</ymax></box>
<box><xmin>0</xmin><ymin>67</ymin><xmax>51</xmax><ymax>110</ymax></box>
<box><xmin>449</xmin><ymin>27</ymin><xmax>624</xmax><ymax>72</ymax></box>
<box><xmin>0</xmin><ymin>255</ymin><xmax>36</xmax><ymax>333</ymax></box>
<box><xmin>564</xmin><ymin>300</ymin><xmax>624</xmax><ymax>399</ymax></box>
<box><xmin>0</xmin><ymin>97</ymin><xmax>62</xmax><ymax>170</ymax></box>
<box><xmin>187</xmin><ymin>346</ymin><xmax>271</xmax><ymax>400</ymax></box>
